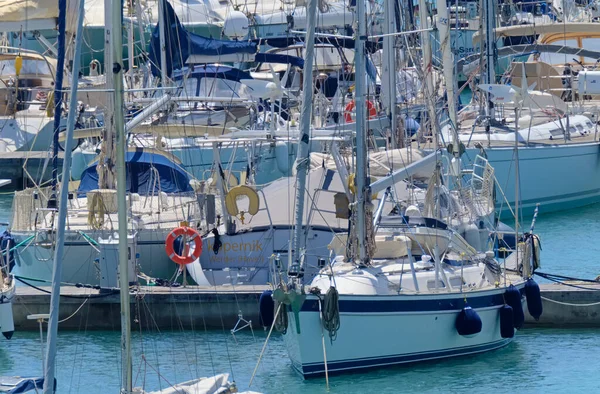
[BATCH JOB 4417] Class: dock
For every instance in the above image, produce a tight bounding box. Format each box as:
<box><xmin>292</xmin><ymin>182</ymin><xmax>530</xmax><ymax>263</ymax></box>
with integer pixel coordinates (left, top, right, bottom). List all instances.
<box><xmin>11</xmin><ymin>282</ymin><xmax>600</xmax><ymax>331</ymax></box>
<box><xmin>525</xmin><ymin>282</ymin><xmax>600</xmax><ymax>327</ymax></box>
<box><xmin>13</xmin><ymin>284</ymin><xmax>269</xmax><ymax>331</ymax></box>
<box><xmin>0</xmin><ymin>151</ymin><xmax>64</xmax><ymax>188</ymax></box>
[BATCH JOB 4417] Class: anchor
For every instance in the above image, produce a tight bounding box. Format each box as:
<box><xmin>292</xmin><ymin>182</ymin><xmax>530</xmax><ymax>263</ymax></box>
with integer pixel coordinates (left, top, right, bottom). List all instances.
<box><xmin>272</xmin><ymin>287</ymin><xmax>306</xmax><ymax>334</ymax></box>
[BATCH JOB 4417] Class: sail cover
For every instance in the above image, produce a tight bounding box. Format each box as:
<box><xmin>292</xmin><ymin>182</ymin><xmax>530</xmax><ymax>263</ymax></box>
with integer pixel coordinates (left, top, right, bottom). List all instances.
<box><xmin>148</xmin><ymin>1</ymin><xmax>257</xmax><ymax>77</ymax></box>
<box><xmin>0</xmin><ymin>0</ymin><xmax>82</xmax><ymax>32</ymax></box>
<box><xmin>78</xmin><ymin>150</ymin><xmax>193</xmax><ymax>195</ymax></box>
<box><xmin>254</xmin><ymin>53</ymin><xmax>304</xmax><ymax>69</ymax></box>
<box><xmin>0</xmin><ymin>376</ymin><xmax>55</xmax><ymax>394</ymax></box>
<box><xmin>0</xmin><ymin>0</ymin><xmax>57</xmax><ymax>21</ymax></box>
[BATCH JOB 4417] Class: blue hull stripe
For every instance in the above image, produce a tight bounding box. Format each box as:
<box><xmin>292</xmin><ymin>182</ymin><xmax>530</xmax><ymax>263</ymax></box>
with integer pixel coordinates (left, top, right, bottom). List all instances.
<box><xmin>300</xmin><ymin>290</ymin><xmax>522</xmax><ymax>313</ymax></box>
<box><xmin>300</xmin><ymin>339</ymin><xmax>512</xmax><ymax>376</ymax></box>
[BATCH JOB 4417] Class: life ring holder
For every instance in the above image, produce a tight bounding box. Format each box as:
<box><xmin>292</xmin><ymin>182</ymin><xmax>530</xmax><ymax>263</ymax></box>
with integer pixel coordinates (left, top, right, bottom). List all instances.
<box><xmin>225</xmin><ymin>185</ymin><xmax>260</xmax><ymax>224</ymax></box>
<box><xmin>344</xmin><ymin>99</ymin><xmax>377</xmax><ymax>123</ymax></box>
<box><xmin>165</xmin><ymin>226</ymin><xmax>203</xmax><ymax>265</ymax></box>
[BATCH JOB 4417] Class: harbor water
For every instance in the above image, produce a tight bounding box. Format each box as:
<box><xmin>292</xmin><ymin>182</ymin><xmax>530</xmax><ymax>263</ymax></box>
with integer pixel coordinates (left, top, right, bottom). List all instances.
<box><xmin>1</xmin><ymin>196</ymin><xmax>600</xmax><ymax>392</ymax></box>
<box><xmin>1</xmin><ymin>328</ymin><xmax>599</xmax><ymax>393</ymax></box>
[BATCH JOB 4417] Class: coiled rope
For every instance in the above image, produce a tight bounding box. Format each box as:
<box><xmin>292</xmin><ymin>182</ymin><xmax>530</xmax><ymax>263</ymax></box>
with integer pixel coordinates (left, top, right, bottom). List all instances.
<box><xmin>87</xmin><ymin>192</ymin><xmax>106</xmax><ymax>229</ymax></box>
<box><xmin>322</xmin><ymin>286</ymin><xmax>340</xmax><ymax>343</ymax></box>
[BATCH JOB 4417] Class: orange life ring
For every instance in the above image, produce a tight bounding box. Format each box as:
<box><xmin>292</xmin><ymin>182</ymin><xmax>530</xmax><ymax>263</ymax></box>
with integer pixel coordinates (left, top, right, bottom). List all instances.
<box><xmin>344</xmin><ymin>100</ymin><xmax>377</xmax><ymax>123</ymax></box>
<box><xmin>165</xmin><ymin>227</ymin><xmax>203</xmax><ymax>265</ymax></box>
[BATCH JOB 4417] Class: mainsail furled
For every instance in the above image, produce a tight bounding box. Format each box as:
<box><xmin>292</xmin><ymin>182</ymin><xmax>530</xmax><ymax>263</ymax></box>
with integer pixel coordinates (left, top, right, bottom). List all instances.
<box><xmin>148</xmin><ymin>1</ymin><xmax>257</xmax><ymax>77</ymax></box>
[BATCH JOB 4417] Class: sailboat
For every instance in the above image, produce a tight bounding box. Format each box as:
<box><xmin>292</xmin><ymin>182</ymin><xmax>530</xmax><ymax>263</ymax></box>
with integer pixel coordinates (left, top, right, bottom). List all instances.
<box><xmin>267</xmin><ymin>0</ymin><xmax>543</xmax><ymax>378</ymax></box>
<box><xmin>15</xmin><ymin>0</ymin><xmax>262</xmax><ymax>393</ymax></box>
<box><xmin>442</xmin><ymin>2</ymin><xmax>600</xmax><ymax>219</ymax></box>
<box><xmin>0</xmin><ymin>246</ymin><xmax>15</xmax><ymax>341</ymax></box>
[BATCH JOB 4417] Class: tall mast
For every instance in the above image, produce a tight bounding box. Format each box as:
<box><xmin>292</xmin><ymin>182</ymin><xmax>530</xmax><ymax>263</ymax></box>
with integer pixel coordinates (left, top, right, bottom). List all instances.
<box><xmin>43</xmin><ymin>0</ymin><xmax>86</xmax><ymax>392</ymax></box>
<box><xmin>382</xmin><ymin>0</ymin><xmax>397</xmax><ymax>147</ymax></box>
<box><xmin>108</xmin><ymin>0</ymin><xmax>133</xmax><ymax>390</ymax></box>
<box><xmin>290</xmin><ymin>0</ymin><xmax>318</xmax><ymax>269</ymax></box>
<box><xmin>417</xmin><ymin>0</ymin><xmax>438</xmax><ymax>146</ymax></box>
<box><xmin>48</xmin><ymin>0</ymin><xmax>68</xmax><ymax>207</ymax></box>
<box><xmin>354</xmin><ymin>0</ymin><xmax>368</xmax><ymax>264</ymax></box>
<box><xmin>99</xmin><ymin>0</ymin><xmax>117</xmax><ymax>190</ymax></box>
<box><xmin>483</xmin><ymin>0</ymin><xmax>496</xmax><ymax>115</ymax></box>
<box><xmin>157</xmin><ymin>0</ymin><xmax>169</xmax><ymax>86</ymax></box>
<box><xmin>435</xmin><ymin>0</ymin><xmax>457</xmax><ymax>129</ymax></box>
<box><xmin>435</xmin><ymin>0</ymin><xmax>461</xmax><ymax>181</ymax></box>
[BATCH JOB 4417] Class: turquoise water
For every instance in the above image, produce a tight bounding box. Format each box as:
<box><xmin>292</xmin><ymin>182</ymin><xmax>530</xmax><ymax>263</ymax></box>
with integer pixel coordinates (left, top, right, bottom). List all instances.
<box><xmin>1</xmin><ymin>328</ymin><xmax>599</xmax><ymax>393</ymax></box>
<box><xmin>1</xmin><ymin>195</ymin><xmax>600</xmax><ymax>392</ymax></box>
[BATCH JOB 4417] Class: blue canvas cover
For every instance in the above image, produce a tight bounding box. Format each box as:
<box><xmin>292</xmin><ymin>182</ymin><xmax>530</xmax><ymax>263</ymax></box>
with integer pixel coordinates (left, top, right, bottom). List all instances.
<box><xmin>0</xmin><ymin>230</ymin><xmax>15</xmax><ymax>273</ymax></box>
<box><xmin>254</xmin><ymin>53</ymin><xmax>304</xmax><ymax>69</ymax></box>
<box><xmin>77</xmin><ymin>150</ymin><xmax>193</xmax><ymax>196</ymax></box>
<box><xmin>172</xmin><ymin>65</ymin><xmax>252</xmax><ymax>83</ymax></box>
<box><xmin>148</xmin><ymin>1</ymin><xmax>257</xmax><ymax>77</ymax></box>
<box><xmin>0</xmin><ymin>376</ymin><xmax>55</xmax><ymax>394</ymax></box>
<box><xmin>256</xmin><ymin>36</ymin><xmax>381</xmax><ymax>54</ymax></box>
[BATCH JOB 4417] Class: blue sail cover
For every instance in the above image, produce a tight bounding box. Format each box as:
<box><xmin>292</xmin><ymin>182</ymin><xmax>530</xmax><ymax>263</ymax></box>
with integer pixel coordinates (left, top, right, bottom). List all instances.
<box><xmin>148</xmin><ymin>1</ymin><xmax>257</xmax><ymax>77</ymax></box>
<box><xmin>255</xmin><ymin>36</ymin><xmax>381</xmax><ymax>54</ymax></box>
<box><xmin>172</xmin><ymin>65</ymin><xmax>253</xmax><ymax>83</ymax></box>
<box><xmin>2</xmin><ymin>377</ymin><xmax>55</xmax><ymax>394</ymax></box>
<box><xmin>77</xmin><ymin>150</ymin><xmax>193</xmax><ymax>196</ymax></box>
<box><xmin>254</xmin><ymin>53</ymin><xmax>304</xmax><ymax>69</ymax></box>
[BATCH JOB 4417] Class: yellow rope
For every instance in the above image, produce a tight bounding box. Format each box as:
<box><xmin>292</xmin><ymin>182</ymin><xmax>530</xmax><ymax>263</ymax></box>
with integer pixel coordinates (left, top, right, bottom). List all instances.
<box><xmin>87</xmin><ymin>193</ymin><xmax>105</xmax><ymax>229</ymax></box>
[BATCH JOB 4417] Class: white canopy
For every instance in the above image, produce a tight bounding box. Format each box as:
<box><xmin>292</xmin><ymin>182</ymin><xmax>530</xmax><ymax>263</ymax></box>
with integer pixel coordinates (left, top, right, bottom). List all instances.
<box><xmin>0</xmin><ymin>0</ymin><xmax>85</xmax><ymax>32</ymax></box>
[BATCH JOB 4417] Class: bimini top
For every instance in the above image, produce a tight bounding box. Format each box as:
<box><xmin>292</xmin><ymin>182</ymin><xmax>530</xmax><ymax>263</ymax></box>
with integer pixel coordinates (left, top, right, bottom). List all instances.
<box><xmin>77</xmin><ymin>150</ymin><xmax>193</xmax><ymax>196</ymax></box>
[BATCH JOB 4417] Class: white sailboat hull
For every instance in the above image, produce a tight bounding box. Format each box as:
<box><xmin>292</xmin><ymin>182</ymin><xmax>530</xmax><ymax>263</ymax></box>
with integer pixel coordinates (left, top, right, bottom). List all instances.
<box><xmin>0</xmin><ymin>278</ymin><xmax>15</xmax><ymax>339</ymax></box>
<box><xmin>460</xmin><ymin>142</ymin><xmax>600</xmax><ymax>218</ymax></box>
<box><xmin>189</xmin><ymin>225</ymin><xmax>342</xmax><ymax>285</ymax></box>
<box><xmin>13</xmin><ymin>229</ymin><xmax>174</xmax><ymax>284</ymax></box>
<box><xmin>284</xmin><ymin>287</ymin><xmax>524</xmax><ymax>377</ymax></box>
<box><xmin>13</xmin><ymin>225</ymin><xmax>340</xmax><ymax>286</ymax></box>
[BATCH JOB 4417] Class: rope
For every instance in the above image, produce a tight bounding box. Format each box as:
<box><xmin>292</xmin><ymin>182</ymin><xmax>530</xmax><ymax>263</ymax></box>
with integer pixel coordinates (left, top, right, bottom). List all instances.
<box><xmin>15</xmin><ymin>274</ymin><xmax>102</xmax><ymax>289</ymax></box>
<box><xmin>534</xmin><ymin>271</ymin><xmax>600</xmax><ymax>291</ymax></box>
<box><xmin>87</xmin><ymin>192</ymin><xmax>106</xmax><ymax>229</ymax></box>
<box><xmin>249</xmin><ymin>303</ymin><xmax>282</xmax><ymax>388</ymax></box>
<box><xmin>322</xmin><ymin>287</ymin><xmax>340</xmax><ymax>343</ymax></box>
<box><xmin>58</xmin><ymin>298</ymin><xmax>89</xmax><ymax>323</ymax></box>
<box><xmin>541</xmin><ymin>296</ymin><xmax>600</xmax><ymax>307</ymax></box>
<box><xmin>15</xmin><ymin>276</ymin><xmax>119</xmax><ymax>299</ymax></box>
<box><xmin>535</xmin><ymin>271</ymin><xmax>600</xmax><ymax>284</ymax></box>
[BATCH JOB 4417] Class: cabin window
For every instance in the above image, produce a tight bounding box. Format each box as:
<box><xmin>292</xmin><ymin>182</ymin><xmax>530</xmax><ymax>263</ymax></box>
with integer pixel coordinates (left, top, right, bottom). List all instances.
<box><xmin>181</xmin><ymin>77</ymin><xmax>198</xmax><ymax>97</ymax></box>
<box><xmin>549</xmin><ymin>128</ymin><xmax>563</xmax><ymax>137</ymax></box>
<box><xmin>427</xmin><ymin>279</ymin><xmax>446</xmax><ymax>289</ymax></box>
<box><xmin>0</xmin><ymin>59</ymin><xmax>51</xmax><ymax>76</ymax></box>
<box><xmin>582</xmin><ymin>38</ymin><xmax>600</xmax><ymax>63</ymax></box>
<box><xmin>576</xmin><ymin>124</ymin><xmax>585</xmax><ymax>133</ymax></box>
<box><xmin>198</xmin><ymin>77</ymin><xmax>248</xmax><ymax>103</ymax></box>
<box><xmin>540</xmin><ymin>39</ymin><xmax>578</xmax><ymax>65</ymax></box>
<box><xmin>586</xmin><ymin>121</ymin><xmax>594</xmax><ymax>128</ymax></box>
<box><xmin>449</xmin><ymin>276</ymin><xmax>464</xmax><ymax>287</ymax></box>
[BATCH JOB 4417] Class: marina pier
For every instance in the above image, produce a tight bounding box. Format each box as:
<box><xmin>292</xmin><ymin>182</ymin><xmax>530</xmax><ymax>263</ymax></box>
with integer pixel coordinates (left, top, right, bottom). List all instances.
<box><xmin>10</xmin><ymin>282</ymin><xmax>600</xmax><ymax>330</ymax></box>
<box><xmin>12</xmin><ymin>285</ymin><xmax>269</xmax><ymax>331</ymax></box>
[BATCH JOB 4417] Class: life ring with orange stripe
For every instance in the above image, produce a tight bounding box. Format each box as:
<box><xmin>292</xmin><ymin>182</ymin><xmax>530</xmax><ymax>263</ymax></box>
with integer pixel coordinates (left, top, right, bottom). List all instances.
<box><xmin>165</xmin><ymin>226</ymin><xmax>203</xmax><ymax>265</ymax></box>
<box><xmin>344</xmin><ymin>99</ymin><xmax>377</xmax><ymax>123</ymax></box>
